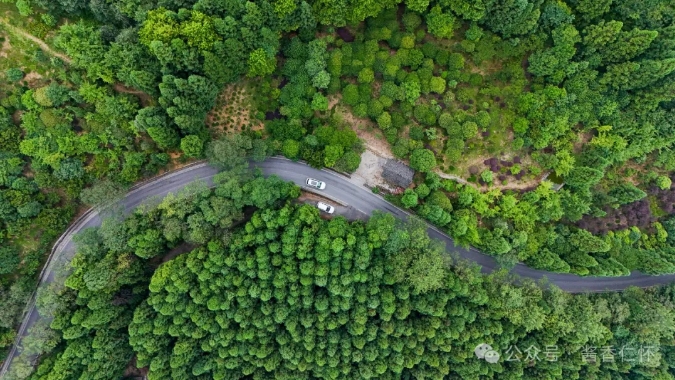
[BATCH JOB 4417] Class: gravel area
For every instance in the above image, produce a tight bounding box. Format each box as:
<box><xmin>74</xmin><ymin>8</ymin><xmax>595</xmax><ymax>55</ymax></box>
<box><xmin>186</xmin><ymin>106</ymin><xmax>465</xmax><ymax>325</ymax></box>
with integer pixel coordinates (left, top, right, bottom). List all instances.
<box><xmin>349</xmin><ymin>150</ymin><xmax>396</xmax><ymax>191</ymax></box>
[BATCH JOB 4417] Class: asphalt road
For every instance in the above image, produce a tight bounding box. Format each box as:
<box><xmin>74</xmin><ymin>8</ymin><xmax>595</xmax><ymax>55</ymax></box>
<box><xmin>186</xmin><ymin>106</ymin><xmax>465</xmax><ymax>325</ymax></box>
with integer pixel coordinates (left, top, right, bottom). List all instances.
<box><xmin>254</xmin><ymin>158</ymin><xmax>675</xmax><ymax>292</ymax></box>
<box><xmin>3</xmin><ymin>157</ymin><xmax>675</xmax><ymax>377</ymax></box>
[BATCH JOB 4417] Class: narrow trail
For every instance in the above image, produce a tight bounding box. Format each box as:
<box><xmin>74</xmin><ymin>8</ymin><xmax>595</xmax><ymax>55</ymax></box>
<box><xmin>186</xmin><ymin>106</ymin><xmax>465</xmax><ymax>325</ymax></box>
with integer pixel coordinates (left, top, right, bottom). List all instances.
<box><xmin>436</xmin><ymin>170</ymin><xmax>470</xmax><ymax>185</ymax></box>
<box><xmin>0</xmin><ymin>18</ymin><xmax>72</xmax><ymax>64</ymax></box>
<box><xmin>0</xmin><ymin>18</ymin><xmax>155</xmax><ymax>104</ymax></box>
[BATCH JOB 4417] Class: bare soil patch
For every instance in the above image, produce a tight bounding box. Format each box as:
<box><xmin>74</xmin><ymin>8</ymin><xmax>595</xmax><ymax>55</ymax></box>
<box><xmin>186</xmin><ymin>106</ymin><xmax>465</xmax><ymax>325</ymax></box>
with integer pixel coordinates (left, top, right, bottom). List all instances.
<box><xmin>350</xmin><ymin>149</ymin><xmax>397</xmax><ymax>191</ymax></box>
<box><xmin>332</xmin><ymin>101</ymin><xmax>393</xmax><ymax>159</ymax></box>
<box><xmin>298</xmin><ymin>191</ymin><xmax>332</xmax><ymax>204</ymax></box>
<box><xmin>23</xmin><ymin>71</ymin><xmax>43</xmax><ymax>86</ymax></box>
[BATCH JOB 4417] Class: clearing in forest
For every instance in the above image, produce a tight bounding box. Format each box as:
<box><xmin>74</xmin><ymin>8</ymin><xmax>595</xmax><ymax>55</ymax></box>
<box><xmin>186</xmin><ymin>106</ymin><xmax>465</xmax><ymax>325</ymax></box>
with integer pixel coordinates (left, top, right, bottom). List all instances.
<box><xmin>206</xmin><ymin>81</ymin><xmax>265</xmax><ymax>136</ymax></box>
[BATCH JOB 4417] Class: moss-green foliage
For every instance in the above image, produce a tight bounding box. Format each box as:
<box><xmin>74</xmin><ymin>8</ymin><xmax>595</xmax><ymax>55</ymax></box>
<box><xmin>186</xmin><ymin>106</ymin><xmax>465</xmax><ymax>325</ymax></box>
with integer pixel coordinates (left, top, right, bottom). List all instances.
<box><xmin>326</xmin><ymin>8</ymin><xmax>528</xmax><ymax>179</ymax></box>
<box><xmin>5</xmin><ymin>0</ymin><xmax>675</xmax><ymax>375</ymax></box>
<box><xmin>29</xmin><ymin>177</ymin><xmax>675</xmax><ymax>380</ymax></box>
<box><xmin>26</xmin><ymin>172</ymin><xmax>300</xmax><ymax>379</ymax></box>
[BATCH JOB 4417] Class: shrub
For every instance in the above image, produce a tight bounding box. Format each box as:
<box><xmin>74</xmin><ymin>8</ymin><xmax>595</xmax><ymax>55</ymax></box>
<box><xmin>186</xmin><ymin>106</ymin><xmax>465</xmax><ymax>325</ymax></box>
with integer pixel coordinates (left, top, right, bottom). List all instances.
<box><xmin>429</xmin><ymin>77</ymin><xmax>446</xmax><ymax>94</ymax></box>
<box><xmin>41</xmin><ymin>13</ymin><xmax>56</xmax><ymax>26</ymax></box>
<box><xmin>510</xmin><ymin>164</ymin><xmax>522</xmax><ymax>175</ymax></box>
<box><xmin>367</xmin><ymin>98</ymin><xmax>384</xmax><ymax>118</ymax></box>
<box><xmin>357</xmin><ymin>67</ymin><xmax>375</xmax><ymax>84</ymax></box>
<box><xmin>282</xmin><ymin>139</ymin><xmax>301</xmax><ymax>159</ymax></box>
<box><xmin>460</xmin><ymin>40</ymin><xmax>475</xmax><ymax>52</ymax></box>
<box><xmin>475</xmin><ymin>110</ymin><xmax>491</xmax><ymax>128</ymax></box>
<box><xmin>377</xmin><ymin>112</ymin><xmax>392</xmax><ymax>129</ymax></box>
<box><xmin>415</xmin><ymin>183</ymin><xmax>430</xmax><ymax>198</ymax></box>
<box><xmin>465</xmin><ymin>23</ymin><xmax>484</xmax><ymax>41</ymax></box>
<box><xmin>480</xmin><ymin>169</ymin><xmax>493</xmax><ymax>184</ymax></box>
<box><xmin>469</xmin><ymin>74</ymin><xmax>484</xmax><ymax>87</ymax></box>
<box><xmin>447</xmin><ymin>53</ymin><xmax>465</xmax><ymax>70</ymax></box>
<box><xmin>513</xmin><ymin>117</ymin><xmax>529</xmax><ymax>134</ymax></box>
<box><xmin>410</xmin><ymin>148</ymin><xmax>436</xmax><ymax>172</ymax></box>
<box><xmin>462</xmin><ymin>121</ymin><xmax>478</xmax><ymax>139</ymax></box>
<box><xmin>401</xmin><ymin>188</ymin><xmax>419</xmax><ymax>208</ymax></box>
<box><xmin>392</xmin><ymin>138</ymin><xmax>410</xmax><ymax>158</ymax></box>
<box><xmin>656</xmin><ymin>175</ymin><xmax>672</xmax><ymax>190</ymax></box>
<box><xmin>401</xmin><ymin>35</ymin><xmax>416</xmax><ymax>49</ymax></box>
<box><xmin>311</xmin><ymin>93</ymin><xmax>329</xmax><ymax>111</ymax></box>
<box><xmin>402</xmin><ymin>12</ymin><xmax>422</xmax><ymax>32</ymax></box>
<box><xmin>32</xmin><ymin>86</ymin><xmax>53</xmax><ymax>107</ymax></box>
<box><xmin>421</xmin><ymin>42</ymin><xmax>439</xmax><ymax>59</ymax></box>
<box><xmin>335</xmin><ymin>150</ymin><xmax>361</xmax><ymax>172</ymax></box>
<box><xmin>6</xmin><ymin>68</ymin><xmax>24</xmax><ymax>82</ymax></box>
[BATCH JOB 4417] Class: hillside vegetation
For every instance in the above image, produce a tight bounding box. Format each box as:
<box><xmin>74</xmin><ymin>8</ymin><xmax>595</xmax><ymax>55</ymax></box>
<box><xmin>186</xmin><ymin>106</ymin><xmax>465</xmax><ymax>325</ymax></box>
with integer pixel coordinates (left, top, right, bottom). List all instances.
<box><xmin>0</xmin><ymin>0</ymin><xmax>674</xmax><ymax>377</ymax></box>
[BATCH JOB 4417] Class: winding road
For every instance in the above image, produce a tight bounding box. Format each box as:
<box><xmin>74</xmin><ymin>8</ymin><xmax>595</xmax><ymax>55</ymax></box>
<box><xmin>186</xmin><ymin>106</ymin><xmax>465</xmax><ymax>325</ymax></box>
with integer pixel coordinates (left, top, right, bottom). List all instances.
<box><xmin>3</xmin><ymin>157</ymin><xmax>675</xmax><ymax>377</ymax></box>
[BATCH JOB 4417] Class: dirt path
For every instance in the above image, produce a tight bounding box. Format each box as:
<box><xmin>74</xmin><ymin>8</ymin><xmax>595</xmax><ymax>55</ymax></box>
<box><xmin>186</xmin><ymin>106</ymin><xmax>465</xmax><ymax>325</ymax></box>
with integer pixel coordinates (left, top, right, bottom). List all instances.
<box><xmin>0</xmin><ymin>18</ymin><xmax>72</xmax><ymax>64</ymax></box>
<box><xmin>0</xmin><ymin>19</ymin><xmax>156</xmax><ymax>104</ymax></box>
<box><xmin>436</xmin><ymin>171</ymin><xmax>469</xmax><ymax>185</ymax></box>
<box><xmin>113</xmin><ymin>83</ymin><xmax>153</xmax><ymax>106</ymax></box>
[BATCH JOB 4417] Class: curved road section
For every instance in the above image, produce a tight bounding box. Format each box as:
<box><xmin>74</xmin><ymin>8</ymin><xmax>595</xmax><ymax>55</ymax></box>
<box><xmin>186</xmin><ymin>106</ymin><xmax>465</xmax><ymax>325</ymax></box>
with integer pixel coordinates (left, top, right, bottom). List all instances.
<box><xmin>3</xmin><ymin>157</ymin><xmax>675</xmax><ymax>377</ymax></box>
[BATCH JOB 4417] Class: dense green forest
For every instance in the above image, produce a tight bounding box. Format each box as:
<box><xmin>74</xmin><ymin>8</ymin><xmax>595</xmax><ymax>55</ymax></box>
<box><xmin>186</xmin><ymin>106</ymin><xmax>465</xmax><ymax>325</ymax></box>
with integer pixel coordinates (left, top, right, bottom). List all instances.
<box><xmin>9</xmin><ymin>170</ymin><xmax>675</xmax><ymax>380</ymax></box>
<box><xmin>1</xmin><ymin>0</ymin><xmax>673</xmax><ymax>281</ymax></box>
<box><xmin>0</xmin><ymin>0</ymin><xmax>674</xmax><ymax>376</ymax></box>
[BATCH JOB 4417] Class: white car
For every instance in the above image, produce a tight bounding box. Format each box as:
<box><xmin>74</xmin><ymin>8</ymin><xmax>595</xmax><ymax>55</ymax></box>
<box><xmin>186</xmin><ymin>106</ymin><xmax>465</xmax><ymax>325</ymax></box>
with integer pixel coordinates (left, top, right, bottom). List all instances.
<box><xmin>306</xmin><ymin>178</ymin><xmax>326</xmax><ymax>190</ymax></box>
<box><xmin>317</xmin><ymin>202</ymin><xmax>335</xmax><ymax>214</ymax></box>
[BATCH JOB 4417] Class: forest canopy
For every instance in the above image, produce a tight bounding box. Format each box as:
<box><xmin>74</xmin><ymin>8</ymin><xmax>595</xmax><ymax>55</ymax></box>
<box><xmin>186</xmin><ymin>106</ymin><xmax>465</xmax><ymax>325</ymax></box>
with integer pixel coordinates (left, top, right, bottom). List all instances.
<box><xmin>0</xmin><ymin>0</ymin><xmax>675</xmax><ymax>377</ymax></box>
<box><xmin>21</xmin><ymin>172</ymin><xmax>675</xmax><ymax>380</ymax></box>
